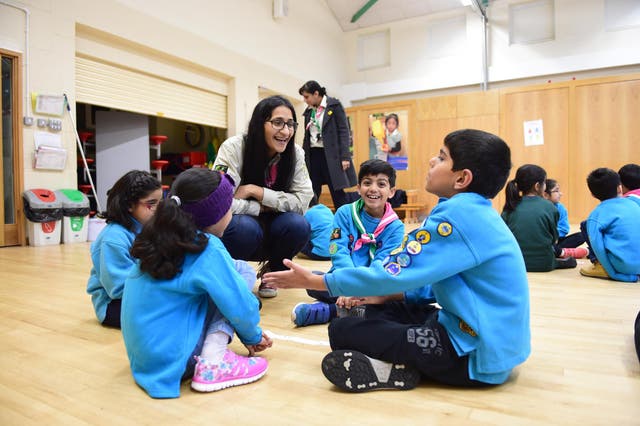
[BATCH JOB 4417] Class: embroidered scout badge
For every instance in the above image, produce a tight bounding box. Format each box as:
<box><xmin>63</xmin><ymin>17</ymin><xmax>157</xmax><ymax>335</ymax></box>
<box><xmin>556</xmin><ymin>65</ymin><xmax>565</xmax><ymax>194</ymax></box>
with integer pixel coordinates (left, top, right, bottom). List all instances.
<box><xmin>385</xmin><ymin>262</ymin><xmax>402</xmax><ymax>276</ymax></box>
<box><xmin>415</xmin><ymin>230</ymin><xmax>431</xmax><ymax>244</ymax></box>
<box><xmin>213</xmin><ymin>164</ymin><xmax>228</xmax><ymax>173</ymax></box>
<box><xmin>406</xmin><ymin>240</ymin><xmax>422</xmax><ymax>255</ymax></box>
<box><xmin>330</xmin><ymin>228</ymin><xmax>341</xmax><ymax>240</ymax></box>
<box><xmin>437</xmin><ymin>222</ymin><xmax>453</xmax><ymax>237</ymax></box>
<box><xmin>329</xmin><ymin>242</ymin><xmax>338</xmax><ymax>255</ymax></box>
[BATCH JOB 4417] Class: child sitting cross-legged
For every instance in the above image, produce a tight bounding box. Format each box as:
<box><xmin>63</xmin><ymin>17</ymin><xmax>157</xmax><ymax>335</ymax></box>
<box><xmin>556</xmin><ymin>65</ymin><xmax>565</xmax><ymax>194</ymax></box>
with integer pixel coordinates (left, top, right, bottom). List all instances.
<box><xmin>579</xmin><ymin>167</ymin><xmax>640</xmax><ymax>281</ymax></box>
<box><xmin>291</xmin><ymin>159</ymin><xmax>405</xmax><ymax>327</ymax></box>
<box><xmin>264</xmin><ymin>129</ymin><xmax>530</xmax><ymax>393</ymax></box>
<box><xmin>121</xmin><ymin>168</ymin><xmax>272</xmax><ymax>399</ymax></box>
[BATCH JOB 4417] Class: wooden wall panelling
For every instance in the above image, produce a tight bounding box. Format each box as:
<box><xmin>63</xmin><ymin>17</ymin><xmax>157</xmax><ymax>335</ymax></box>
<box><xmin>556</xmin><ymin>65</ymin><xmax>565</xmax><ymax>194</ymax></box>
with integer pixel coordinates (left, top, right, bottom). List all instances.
<box><xmin>573</xmin><ymin>78</ymin><xmax>640</xmax><ymax>222</ymax></box>
<box><xmin>500</xmin><ymin>85</ymin><xmax>571</xmax><ymax>214</ymax></box>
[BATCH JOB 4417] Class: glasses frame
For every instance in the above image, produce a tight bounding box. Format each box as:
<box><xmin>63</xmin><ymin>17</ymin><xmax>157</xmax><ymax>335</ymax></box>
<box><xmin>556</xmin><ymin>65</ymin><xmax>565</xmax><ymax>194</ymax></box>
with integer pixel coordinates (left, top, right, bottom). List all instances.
<box><xmin>266</xmin><ymin>118</ymin><xmax>298</xmax><ymax>131</ymax></box>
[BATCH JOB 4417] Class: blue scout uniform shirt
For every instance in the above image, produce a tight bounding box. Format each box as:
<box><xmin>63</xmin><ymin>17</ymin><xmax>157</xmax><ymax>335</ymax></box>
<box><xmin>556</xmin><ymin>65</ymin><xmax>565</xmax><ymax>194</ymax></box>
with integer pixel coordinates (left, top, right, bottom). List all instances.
<box><xmin>121</xmin><ymin>234</ymin><xmax>262</xmax><ymax>399</ymax></box>
<box><xmin>586</xmin><ymin>196</ymin><xmax>640</xmax><ymax>282</ymax></box>
<box><xmin>324</xmin><ymin>192</ymin><xmax>531</xmax><ymax>384</ymax></box>
<box><xmin>86</xmin><ymin>219</ymin><xmax>141</xmax><ymax>323</ymax></box>
<box><xmin>304</xmin><ymin>204</ymin><xmax>335</xmax><ymax>258</ymax></box>
<box><xmin>329</xmin><ymin>202</ymin><xmax>405</xmax><ymax>271</ymax></box>
<box><xmin>555</xmin><ymin>202</ymin><xmax>570</xmax><ymax>237</ymax></box>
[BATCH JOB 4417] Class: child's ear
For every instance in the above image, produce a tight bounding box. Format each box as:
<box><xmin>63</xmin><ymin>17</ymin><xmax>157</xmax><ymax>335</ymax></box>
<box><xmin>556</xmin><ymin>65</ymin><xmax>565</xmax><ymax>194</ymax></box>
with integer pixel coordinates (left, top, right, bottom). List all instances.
<box><xmin>453</xmin><ymin>169</ymin><xmax>473</xmax><ymax>191</ymax></box>
<box><xmin>388</xmin><ymin>187</ymin><xmax>396</xmax><ymax>199</ymax></box>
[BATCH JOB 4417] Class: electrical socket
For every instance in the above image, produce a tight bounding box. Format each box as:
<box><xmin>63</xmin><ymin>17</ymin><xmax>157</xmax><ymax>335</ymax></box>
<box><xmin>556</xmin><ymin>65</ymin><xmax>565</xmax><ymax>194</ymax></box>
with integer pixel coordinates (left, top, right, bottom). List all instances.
<box><xmin>37</xmin><ymin>118</ymin><xmax>48</xmax><ymax>128</ymax></box>
<box><xmin>23</xmin><ymin>116</ymin><xmax>34</xmax><ymax>126</ymax></box>
<box><xmin>48</xmin><ymin>119</ymin><xmax>62</xmax><ymax>131</ymax></box>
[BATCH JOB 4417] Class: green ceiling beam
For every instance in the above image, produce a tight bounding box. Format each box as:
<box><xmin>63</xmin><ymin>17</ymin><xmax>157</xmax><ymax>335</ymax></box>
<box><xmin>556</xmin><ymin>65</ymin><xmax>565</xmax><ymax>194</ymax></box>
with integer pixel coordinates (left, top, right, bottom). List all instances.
<box><xmin>351</xmin><ymin>0</ymin><xmax>379</xmax><ymax>23</ymax></box>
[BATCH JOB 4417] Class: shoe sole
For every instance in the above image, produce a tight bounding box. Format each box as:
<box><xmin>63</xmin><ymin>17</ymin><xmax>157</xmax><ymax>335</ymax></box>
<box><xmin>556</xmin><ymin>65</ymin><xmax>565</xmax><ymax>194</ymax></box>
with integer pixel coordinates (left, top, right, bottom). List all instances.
<box><xmin>191</xmin><ymin>367</ymin><xmax>268</xmax><ymax>392</ymax></box>
<box><xmin>321</xmin><ymin>350</ymin><xmax>420</xmax><ymax>393</ymax></box>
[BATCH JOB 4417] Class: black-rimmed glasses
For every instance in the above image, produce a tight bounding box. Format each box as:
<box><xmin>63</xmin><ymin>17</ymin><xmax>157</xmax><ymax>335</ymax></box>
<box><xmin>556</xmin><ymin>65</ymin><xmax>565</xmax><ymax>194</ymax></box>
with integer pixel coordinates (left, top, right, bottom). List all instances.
<box><xmin>267</xmin><ymin>118</ymin><xmax>298</xmax><ymax>131</ymax></box>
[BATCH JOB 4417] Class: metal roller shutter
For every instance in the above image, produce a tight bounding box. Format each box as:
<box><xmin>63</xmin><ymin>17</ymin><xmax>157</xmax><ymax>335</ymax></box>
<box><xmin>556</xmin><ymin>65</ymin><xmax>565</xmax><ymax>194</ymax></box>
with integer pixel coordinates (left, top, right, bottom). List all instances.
<box><xmin>75</xmin><ymin>55</ymin><xmax>227</xmax><ymax>128</ymax></box>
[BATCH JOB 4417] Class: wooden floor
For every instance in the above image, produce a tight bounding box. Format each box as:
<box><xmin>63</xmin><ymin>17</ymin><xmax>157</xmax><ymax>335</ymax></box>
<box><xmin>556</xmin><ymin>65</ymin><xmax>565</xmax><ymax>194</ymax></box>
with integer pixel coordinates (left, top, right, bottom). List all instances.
<box><xmin>1</xmin><ymin>234</ymin><xmax>639</xmax><ymax>425</ymax></box>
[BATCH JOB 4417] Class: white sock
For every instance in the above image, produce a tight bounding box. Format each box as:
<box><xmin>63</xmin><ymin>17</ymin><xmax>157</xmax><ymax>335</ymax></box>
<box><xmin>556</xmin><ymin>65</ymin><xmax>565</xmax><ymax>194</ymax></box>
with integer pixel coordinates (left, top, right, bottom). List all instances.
<box><xmin>199</xmin><ymin>331</ymin><xmax>230</xmax><ymax>364</ymax></box>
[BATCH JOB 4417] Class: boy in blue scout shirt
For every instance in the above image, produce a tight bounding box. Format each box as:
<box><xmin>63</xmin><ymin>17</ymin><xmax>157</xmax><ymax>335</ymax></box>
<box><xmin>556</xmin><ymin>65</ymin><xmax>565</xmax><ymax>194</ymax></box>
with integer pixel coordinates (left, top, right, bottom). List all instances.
<box><xmin>263</xmin><ymin>129</ymin><xmax>531</xmax><ymax>392</ymax></box>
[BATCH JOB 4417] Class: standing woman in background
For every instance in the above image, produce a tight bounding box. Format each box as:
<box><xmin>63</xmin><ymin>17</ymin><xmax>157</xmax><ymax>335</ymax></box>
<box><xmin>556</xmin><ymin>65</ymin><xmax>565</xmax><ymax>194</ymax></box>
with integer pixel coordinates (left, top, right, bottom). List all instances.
<box><xmin>299</xmin><ymin>80</ymin><xmax>357</xmax><ymax>209</ymax></box>
<box><xmin>213</xmin><ymin>95</ymin><xmax>313</xmax><ymax>299</ymax></box>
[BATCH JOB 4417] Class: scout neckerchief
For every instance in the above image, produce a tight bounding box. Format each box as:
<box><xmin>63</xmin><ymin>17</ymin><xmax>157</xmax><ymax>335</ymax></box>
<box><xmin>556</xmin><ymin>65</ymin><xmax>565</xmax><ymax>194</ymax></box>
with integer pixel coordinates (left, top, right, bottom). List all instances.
<box><xmin>351</xmin><ymin>198</ymin><xmax>398</xmax><ymax>259</ymax></box>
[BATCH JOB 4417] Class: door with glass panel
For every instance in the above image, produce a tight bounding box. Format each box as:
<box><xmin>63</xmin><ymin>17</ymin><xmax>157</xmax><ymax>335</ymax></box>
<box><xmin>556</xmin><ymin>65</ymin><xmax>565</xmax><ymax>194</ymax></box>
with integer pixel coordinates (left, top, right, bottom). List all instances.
<box><xmin>1</xmin><ymin>49</ymin><xmax>24</xmax><ymax>247</ymax></box>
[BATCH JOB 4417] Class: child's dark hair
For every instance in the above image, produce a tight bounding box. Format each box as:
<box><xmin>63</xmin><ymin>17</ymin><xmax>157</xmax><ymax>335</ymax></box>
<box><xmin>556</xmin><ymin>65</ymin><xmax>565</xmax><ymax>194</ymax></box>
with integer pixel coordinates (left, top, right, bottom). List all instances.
<box><xmin>503</xmin><ymin>164</ymin><xmax>547</xmax><ymax>213</ymax></box>
<box><xmin>618</xmin><ymin>163</ymin><xmax>640</xmax><ymax>191</ymax></box>
<box><xmin>131</xmin><ymin>168</ymin><xmax>224</xmax><ymax>280</ymax></box>
<box><xmin>544</xmin><ymin>179</ymin><xmax>558</xmax><ymax>196</ymax></box>
<box><xmin>587</xmin><ymin>167</ymin><xmax>621</xmax><ymax>201</ymax></box>
<box><xmin>444</xmin><ymin>129</ymin><xmax>511</xmax><ymax>199</ymax></box>
<box><xmin>385</xmin><ymin>113</ymin><xmax>399</xmax><ymax>126</ymax></box>
<box><xmin>358</xmin><ymin>159</ymin><xmax>396</xmax><ymax>187</ymax></box>
<box><xmin>298</xmin><ymin>80</ymin><xmax>326</xmax><ymax>97</ymax></box>
<box><xmin>242</xmin><ymin>95</ymin><xmax>296</xmax><ymax>192</ymax></box>
<box><xmin>308</xmin><ymin>194</ymin><xmax>319</xmax><ymax>208</ymax></box>
<box><xmin>105</xmin><ymin>170</ymin><xmax>161</xmax><ymax>232</ymax></box>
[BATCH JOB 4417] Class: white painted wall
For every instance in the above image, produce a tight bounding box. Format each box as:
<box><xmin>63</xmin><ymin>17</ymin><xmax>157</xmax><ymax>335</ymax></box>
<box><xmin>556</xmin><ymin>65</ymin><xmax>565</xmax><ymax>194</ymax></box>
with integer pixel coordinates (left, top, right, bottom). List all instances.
<box><xmin>341</xmin><ymin>0</ymin><xmax>640</xmax><ymax>103</ymax></box>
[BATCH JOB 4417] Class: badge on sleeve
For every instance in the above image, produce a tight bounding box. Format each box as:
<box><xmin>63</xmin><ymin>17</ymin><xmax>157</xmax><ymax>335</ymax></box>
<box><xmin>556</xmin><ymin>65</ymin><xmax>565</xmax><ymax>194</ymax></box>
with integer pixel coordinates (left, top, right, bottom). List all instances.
<box><xmin>437</xmin><ymin>222</ymin><xmax>453</xmax><ymax>237</ymax></box>
<box><xmin>396</xmin><ymin>253</ymin><xmax>411</xmax><ymax>267</ymax></box>
<box><xmin>415</xmin><ymin>230</ymin><xmax>431</xmax><ymax>244</ymax></box>
<box><xmin>330</xmin><ymin>228</ymin><xmax>341</xmax><ymax>240</ymax></box>
<box><xmin>406</xmin><ymin>240</ymin><xmax>422</xmax><ymax>255</ymax></box>
<box><xmin>329</xmin><ymin>242</ymin><xmax>338</xmax><ymax>255</ymax></box>
<box><xmin>385</xmin><ymin>262</ymin><xmax>402</xmax><ymax>276</ymax></box>
<box><xmin>213</xmin><ymin>164</ymin><xmax>228</xmax><ymax>173</ymax></box>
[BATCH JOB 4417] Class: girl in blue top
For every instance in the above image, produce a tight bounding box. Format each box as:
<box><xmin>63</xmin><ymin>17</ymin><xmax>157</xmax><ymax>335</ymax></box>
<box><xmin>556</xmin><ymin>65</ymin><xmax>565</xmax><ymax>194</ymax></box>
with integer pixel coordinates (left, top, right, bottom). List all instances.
<box><xmin>86</xmin><ymin>170</ymin><xmax>162</xmax><ymax>328</ymax></box>
<box><xmin>121</xmin><ymin>168</ymin><xmax>273</xmax><ymax>398</ymax></box>
<box><xmin>543</xmin><ymin>179</ymin><xmax>587</xmax><ymax>259</ymax></box>
<box><xmin>122</xmin><ymin>168</ymin><xmax>271</xmax><ymax>398</ymax></box>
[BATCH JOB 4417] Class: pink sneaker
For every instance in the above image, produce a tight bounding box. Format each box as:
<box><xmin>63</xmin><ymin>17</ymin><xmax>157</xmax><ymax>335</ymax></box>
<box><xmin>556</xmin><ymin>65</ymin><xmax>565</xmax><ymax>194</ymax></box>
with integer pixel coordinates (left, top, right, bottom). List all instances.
<box><xmin>561</xmin><ymin>247</ymin><xmax>589</xmax><ymax>259</ymax></box>
<box><xmin>191</xmin><ymin>349</ymin><xmax>268</xmax><ymax>392</ymax></box>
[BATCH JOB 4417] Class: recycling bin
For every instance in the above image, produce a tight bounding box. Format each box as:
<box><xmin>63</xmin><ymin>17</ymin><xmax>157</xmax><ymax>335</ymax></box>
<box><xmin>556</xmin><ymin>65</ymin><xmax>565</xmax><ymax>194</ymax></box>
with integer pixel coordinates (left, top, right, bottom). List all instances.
<box><xmin>23</xmin><ymin>189</ymin><xmax>63</xmax><ymax>246</ymax></box>
<box><xmin>55</xmin><ymin>189</ymin><xmax>90</xmax><ymax>243</ymax></box>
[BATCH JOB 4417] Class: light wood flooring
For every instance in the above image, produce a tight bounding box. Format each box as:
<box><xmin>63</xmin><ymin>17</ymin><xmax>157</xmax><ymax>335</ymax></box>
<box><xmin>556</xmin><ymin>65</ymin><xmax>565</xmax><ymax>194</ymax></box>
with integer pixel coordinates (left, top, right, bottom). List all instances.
<box><xmin>1</xmin><ymin>235</ymin><xmax>639</xmax><ymax>425</ymax></box>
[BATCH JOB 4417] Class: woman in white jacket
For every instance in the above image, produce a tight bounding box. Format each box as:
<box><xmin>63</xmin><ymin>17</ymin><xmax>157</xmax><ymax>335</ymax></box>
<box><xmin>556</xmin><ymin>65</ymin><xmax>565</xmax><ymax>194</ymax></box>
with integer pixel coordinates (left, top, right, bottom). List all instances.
<box><xmin>213</xmin><ymin>95</ymin><xmax>313</xmax><ymax>298</ymax></box>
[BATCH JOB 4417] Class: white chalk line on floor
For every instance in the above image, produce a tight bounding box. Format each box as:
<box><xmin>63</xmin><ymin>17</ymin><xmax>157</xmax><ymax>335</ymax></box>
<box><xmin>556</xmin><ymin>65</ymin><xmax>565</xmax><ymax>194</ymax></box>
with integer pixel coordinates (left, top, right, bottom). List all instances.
<box><xmin>264</xmin><ymin>330</ymin><xmax>329</xmax><ymax>346</ymax></box>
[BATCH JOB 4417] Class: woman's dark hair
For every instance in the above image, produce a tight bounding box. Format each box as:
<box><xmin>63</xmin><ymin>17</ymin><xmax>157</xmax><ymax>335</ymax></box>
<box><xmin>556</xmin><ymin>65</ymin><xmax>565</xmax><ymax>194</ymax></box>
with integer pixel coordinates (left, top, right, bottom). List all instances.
<box><xmin>298</xmin><ymin>80</ymin><xmax>326</xmax><ymax>97</ymax></box>
<box><xmin>130</xmin><ymin>168</ymin><xmax>222</xmax><ymax>280</ymax></box>
<box><xmin>105</xmin><ymin>170</ymin><xmax>161</xmax><ymax>232</ymax></box>
<box><xmin>385</xmin><ymin>113</ymin><xmax>399</xmax><ymax>126</ymax></box>
<box><xmin>241</xmin><ymin>95</ymin><xmax>297</xmax><ymax>191</ymax></box>
<box><xmin>587</xmin><ymin>167</ymin><xmax>621</xmax><ymax>201</ymax></box>
<box><xmin>503</xmin><ymin>164</ymin><xmax>547</xmax><ymax>213</ymax></box>
<box><xmin>544</xmin><ymin>179</ymin><xmax>558</xmax><ymax>196</ymax></box>
<box><xmin>444</xmin><ymin>129</ymin><xmax>511</xmax><ymax>199</ymax></box>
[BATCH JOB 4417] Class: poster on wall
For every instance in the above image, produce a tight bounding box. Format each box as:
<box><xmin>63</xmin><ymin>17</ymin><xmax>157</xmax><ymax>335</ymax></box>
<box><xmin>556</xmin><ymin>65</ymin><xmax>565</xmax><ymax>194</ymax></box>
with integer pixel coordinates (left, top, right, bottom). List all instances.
<box><xmin>523</xmin><ymin>119</ymin><xmax>544</xmax><ymax>146</ymax></box>
<box><xmin>368</xmin><ymin>110</ymin><xmax>409</xmax><ymax>170</ymax></box>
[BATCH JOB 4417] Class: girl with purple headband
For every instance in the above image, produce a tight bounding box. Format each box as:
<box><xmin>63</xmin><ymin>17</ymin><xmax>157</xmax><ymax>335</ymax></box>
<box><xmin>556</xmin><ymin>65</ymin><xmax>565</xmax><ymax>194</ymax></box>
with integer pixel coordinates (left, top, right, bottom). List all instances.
<box><xmin>121</xmin><ymin>168</ymin><xmax>272</xmax><ymax>399</ymax></box>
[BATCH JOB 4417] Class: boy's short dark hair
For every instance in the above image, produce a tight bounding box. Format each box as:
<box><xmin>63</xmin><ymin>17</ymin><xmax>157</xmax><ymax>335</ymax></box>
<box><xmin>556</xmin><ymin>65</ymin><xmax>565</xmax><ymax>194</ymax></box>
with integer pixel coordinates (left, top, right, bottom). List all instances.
<box><xmin>358</xmin><ymin>159</ymin><xmax>396</xmax><ymax>187</ymax></box>
<box><xmin>618</xmin><ymin>163</ymin><xmax>640</xmax><ymax>190</ymax></box>
<box><xmin>444</xmin><ymin>129</ymin><xmax>511</xmax><ymax>199</ymax></box>
<box><xmin>587</xmin><ymin>167</ymin><xmax>621</xmax><ymax>201</ymax></box>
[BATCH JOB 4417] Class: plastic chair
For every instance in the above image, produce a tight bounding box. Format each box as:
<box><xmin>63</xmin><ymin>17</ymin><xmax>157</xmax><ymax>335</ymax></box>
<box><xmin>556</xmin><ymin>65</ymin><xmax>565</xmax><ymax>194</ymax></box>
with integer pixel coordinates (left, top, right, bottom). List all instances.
<box><xmin>151</xmin><ymin>160</ymin><xmax>169</xmax><ymax>183</ymax></box>
<box><xmin>150</xmin><ymin>135</ymin><xmax>168</xmax><ymax>159</ymax></box>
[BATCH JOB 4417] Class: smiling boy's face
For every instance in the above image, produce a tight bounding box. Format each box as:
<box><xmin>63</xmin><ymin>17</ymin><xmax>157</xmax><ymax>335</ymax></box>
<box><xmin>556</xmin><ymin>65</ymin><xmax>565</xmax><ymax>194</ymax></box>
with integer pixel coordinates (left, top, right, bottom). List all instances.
<box><xmin>358</xmin><ymin>173</ymin><xmax>395</xmax><ymax>218</ymax></box>
<box><xmin>425</xmin><ymin>145</ymin><xmax>461</xmax><ymax>199</ymax></box>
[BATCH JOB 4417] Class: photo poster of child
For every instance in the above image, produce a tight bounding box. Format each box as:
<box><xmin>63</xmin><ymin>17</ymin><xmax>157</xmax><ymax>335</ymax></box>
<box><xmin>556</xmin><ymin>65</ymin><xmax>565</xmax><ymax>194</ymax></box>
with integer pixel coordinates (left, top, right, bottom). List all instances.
<box><xmin>368</xmin><ymin>110</ymin><xmax>408</xmax><ymax>170</ymax></box>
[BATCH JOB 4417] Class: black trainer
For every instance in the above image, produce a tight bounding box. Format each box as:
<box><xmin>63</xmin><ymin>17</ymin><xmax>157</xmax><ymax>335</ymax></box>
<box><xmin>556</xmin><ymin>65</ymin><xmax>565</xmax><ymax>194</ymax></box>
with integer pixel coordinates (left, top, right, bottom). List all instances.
<box><xmin>321</xmin><ymin>350</ymin><xmax>420</xmax><ymax>393</ymax></box>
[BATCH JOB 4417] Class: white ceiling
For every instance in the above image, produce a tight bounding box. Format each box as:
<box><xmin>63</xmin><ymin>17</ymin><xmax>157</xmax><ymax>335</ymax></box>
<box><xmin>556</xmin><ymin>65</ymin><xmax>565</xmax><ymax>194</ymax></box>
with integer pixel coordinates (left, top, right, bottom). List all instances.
<box><xmin>325</xmin><ymin>0</ymin><xmax>476</xmax><ymax>32</ymax></box>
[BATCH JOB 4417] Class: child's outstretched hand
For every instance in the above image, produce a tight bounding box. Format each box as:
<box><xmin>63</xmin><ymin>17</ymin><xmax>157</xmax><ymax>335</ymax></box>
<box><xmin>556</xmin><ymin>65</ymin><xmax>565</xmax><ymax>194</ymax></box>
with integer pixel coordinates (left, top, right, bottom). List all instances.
<box><xmin>262</xmin><ymin>259</ymin><xmax>326</xmax><ymax>291</ymax></box>
<box><xmin>245</xmin><ymin>331</ymin><xmax>273</xmax><ymax>356</ymax></box>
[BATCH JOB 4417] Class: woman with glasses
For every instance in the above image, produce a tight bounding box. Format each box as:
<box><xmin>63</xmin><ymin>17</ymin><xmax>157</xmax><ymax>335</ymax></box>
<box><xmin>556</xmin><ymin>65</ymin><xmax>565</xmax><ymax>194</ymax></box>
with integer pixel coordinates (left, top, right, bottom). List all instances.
<box><xmin>86</xmin><ymin>170</ymin><xmax>162</xmax><ymax>328</ymax></box>
<box><xmin>299</xmin><ymin>80</ymin><xmax>357</xmax><ymax>209</ymax></box>
<box><xmin>213</xmin><ymin>95</ymin><xmax>313</xmax><ymax>298</ymax></box>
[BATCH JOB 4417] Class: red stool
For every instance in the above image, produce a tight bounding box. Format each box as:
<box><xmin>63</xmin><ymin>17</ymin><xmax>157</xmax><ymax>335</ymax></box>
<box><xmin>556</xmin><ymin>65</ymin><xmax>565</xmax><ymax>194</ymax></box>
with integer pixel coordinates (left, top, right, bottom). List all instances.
<box><xmin>79</xmin><ymin>184</ymin><xmax>92</xmax><ymax>194</ymax></box>
<box><xmin>151</xmin><ymin>160</ymin><xmax>169</xmax><ymax>183</ymax></box>
<box><xmin>150</xmin><ymin>135</ymin><xmax>168</xmax><ymax>159</ymax></box>
<box><xmin>79</xmin><ymin>131</ymin><xmax>94</xmax><ymax>144</ymax></box>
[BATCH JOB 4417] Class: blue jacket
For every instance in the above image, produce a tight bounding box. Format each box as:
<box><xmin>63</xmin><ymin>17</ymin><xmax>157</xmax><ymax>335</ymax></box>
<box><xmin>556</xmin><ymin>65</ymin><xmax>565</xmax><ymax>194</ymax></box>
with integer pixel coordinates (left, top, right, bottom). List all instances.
<box><xmin>86</xmin><ymin>220</ymin><xmax>141</xmax><ymax>323</ymax></box>
<box><xmin>304</xmin><ymin>204</ymin><xmax>335</xmax><ymax>258</ymax></box>
<box><xmin>587</xmin><ymin>197</ymin><xmax>640</xmax><ymax>282</ymax></box>
<box><xmin>329</xmin><ymin>202</ymin><xmax>405</xmax><ymax>271</ymax></box>
<box><xmin>121</xmin><ymin>235</ymin><xmax>262</xmax><ymax>398</ymax></box>
<box><xmin>325</xmin><ymin>192</ymin><xmax>531</xmax><ymax>384</ymax></box>
<box><xmin>555</xmin><ymin>202</ymin><xmax>570</xmax><ymax>237</ymax></box>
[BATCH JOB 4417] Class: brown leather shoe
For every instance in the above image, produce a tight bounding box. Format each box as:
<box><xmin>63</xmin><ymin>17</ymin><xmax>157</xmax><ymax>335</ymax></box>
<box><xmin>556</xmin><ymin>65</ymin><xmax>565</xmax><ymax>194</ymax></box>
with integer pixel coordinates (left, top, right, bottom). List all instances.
<box><xmin>580</xmin><ymin>261</ymin><xmax>610</xmax><ymax>279</ymax></box>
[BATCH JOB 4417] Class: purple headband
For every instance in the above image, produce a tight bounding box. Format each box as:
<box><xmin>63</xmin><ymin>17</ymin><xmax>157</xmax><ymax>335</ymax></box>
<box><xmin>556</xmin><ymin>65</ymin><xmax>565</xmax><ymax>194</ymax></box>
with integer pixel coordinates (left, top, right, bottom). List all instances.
<box><xmin>180</xmin><ymin>172</ymin><xmax>234</xmax><ymax>229</ymax></box>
